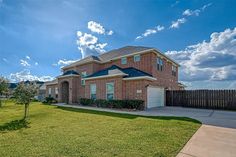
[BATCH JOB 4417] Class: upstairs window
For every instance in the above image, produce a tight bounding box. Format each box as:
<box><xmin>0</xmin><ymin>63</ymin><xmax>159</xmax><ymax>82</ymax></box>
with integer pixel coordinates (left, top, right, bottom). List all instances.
<box><xmin>134</xmin><ymin>54</ymin><xmax>141</xmax><ymax>62</ymax></box>
<box><xmin>81</xmin><ymin>71</ymin><xmax>87</xmax><ymax>77</ymax></box>
<box><xmin>172</xmin><ymin>65</ymin><xmax>177</xmax><ymax>76</ymax></box>
<box><xmin>106</xmin><ymin>82</ymin><xmax>114</xmax><ymax>100</ymax></box>
<box><xmin>121</xmin><ymin>57</ymin><xmax>127</xmax><ymax>64</ymax></box>
<box><xmin>81</xmin><ymin>71</ymin><xmax>87</xmax><ymax>86</ymax></box>
<box><xmin>90</xmin><ymin>84</ymin><xmax>96</xmax><ymax>99</ymax></box>
<box><xmin>157</xmin><ymin>57</ymin><xmax>164</xmax><ymax>71</ymax></box>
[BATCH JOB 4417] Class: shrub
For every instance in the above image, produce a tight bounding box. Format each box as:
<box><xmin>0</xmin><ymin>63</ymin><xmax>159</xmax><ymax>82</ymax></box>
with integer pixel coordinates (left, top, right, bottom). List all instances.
<box><xmin>80</xmin><ymin>98</ymin><xmax>94</xmax><ymax>106</ymax></box>
<box><xmin>44</xmin><ymin>97</ymin><xmax>57</xmax><ymax>104</ymax></box>
<box><xmin>79</xmin><ymin>98</ymin><xmax>145</xmax><ymax>110</ymax></box>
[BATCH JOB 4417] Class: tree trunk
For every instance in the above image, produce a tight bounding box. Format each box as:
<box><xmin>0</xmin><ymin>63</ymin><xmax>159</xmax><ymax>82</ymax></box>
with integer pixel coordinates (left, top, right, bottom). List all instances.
<box><xmin>24</xmin><ymin>103</ymin><xmax>29</xmax><ymax>119</ymax></box>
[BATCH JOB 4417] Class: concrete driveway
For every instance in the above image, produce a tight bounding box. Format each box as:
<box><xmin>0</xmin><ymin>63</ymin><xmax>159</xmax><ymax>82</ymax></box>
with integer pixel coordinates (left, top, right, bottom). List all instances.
<box><xmin>55</xmin><ymin>104</ymin><xmax>236</xmax><ymax>157</ymax></box>
<box><xmin>143</xmin><ymin>107</ymin><xmax>236</xmax><ymax>129</ymax></box>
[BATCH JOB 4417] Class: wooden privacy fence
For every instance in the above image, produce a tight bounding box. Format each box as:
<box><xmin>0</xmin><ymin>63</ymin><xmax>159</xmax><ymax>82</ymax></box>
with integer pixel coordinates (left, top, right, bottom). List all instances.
<box><xmin>166</xmin><ymin>90</ymin><xmax>236</xmax><ymax>110</ymax></box>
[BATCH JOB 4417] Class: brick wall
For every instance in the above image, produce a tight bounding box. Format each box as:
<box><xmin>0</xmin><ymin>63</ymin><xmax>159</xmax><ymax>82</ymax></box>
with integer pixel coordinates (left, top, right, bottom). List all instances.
<box><xmin>85</xmin><ymin>76</ymin><xmax>123</xmax><ymax>100</ymax></box>
<box><xmin>101</xmin><ymin>52</ymin><xmax>153</xmax><ymax>74</ymax></box>
<box><xmin>45</xmin><ymin>84</ymin><xmax>58</xmax><ymax>101</ymax></box>
<box><xmin>151</xmin><ymin>52</ymin><xmax>179</xmax><ymax>89</ymax></box>
<box><xmin>85</xmin><ymin>77</ymin><xmax>153</xmax><ymax>107</ymax></box>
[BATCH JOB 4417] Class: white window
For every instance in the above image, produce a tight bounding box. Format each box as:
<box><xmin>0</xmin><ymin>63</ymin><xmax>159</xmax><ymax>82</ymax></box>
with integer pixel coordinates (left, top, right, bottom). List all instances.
<box><xmin>134</xmin><ymin>54</ymin><xmax>141</xmax><ymax>62</ymax></box>
<box><xmin>106</xmin><ymin>82</ymin><xmax>114</xmax><ymax>100</ymax></box>
<box><xmin>81</xmin><ymin>79</ymin><xmax>85</xmax><ymax>86</ymax></box>
<box><xmin>121</xmin><ymin>57</ymin><xmax>127</xmax><ymax>64</ymax></box>
<box><xmin>55</xmin><ymin>87</ymin><xmax>58</xmax><ymax>94</ymax></box>
<box><xmin>172</xmin><ymin>65</ymin><xmax>177</xmax><ymax>76</ymax></box>
<box><xmin>90</xmin><ymin>84</ymin><xmax>96</xmax><ymax>99</ymax></box>
<box><xmin>48</xmin><ymin>88</ymin><xmax>52</xmax><ymax>97</ymax></box>
<box><xmin>157</xmin><ymin>57</ymin><xmax>164</xmax><ymax>71</ymax></box>
<box><xmin>81</xmin><ymin>71</ymin><xmax>87</xmax><ymax>77</ymax></box>
<box><xmin>81</xmin><ymin>71</ymin><xmax>86</xmax><ymax>86</ymax></box>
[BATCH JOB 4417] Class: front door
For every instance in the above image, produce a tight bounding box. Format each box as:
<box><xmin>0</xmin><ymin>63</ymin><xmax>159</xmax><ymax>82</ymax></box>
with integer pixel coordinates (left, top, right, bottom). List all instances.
<box><xmin>61</xmin><ymin>81</ymin><xmax>69</xmax><ymax>104</ymax></box>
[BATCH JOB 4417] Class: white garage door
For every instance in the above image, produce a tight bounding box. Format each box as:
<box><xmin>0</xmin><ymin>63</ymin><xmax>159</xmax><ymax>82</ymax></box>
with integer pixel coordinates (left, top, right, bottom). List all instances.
<box><xmin>147</xmin><ymin>86</ymin><xmax>165</xmax><ymax>108</ymax></box>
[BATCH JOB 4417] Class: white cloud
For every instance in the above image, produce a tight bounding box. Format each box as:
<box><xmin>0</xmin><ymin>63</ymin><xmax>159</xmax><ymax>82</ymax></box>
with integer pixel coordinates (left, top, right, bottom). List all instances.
<box><xmin>35</xmin><ymin>62</ymin><xmax>38</xmax><ymax>66</ymax></box>
<box><xmin>136</xmin><ymin>25</ymin><xmax>165</xmax><ymax>40</ymax></box>
<box><xmin>170</xmin><ymin>3</ymin><xmax>212</xmax><ymax>30</ymax></box>
<box><xmin>57</xmin><ymin>59</ymin><xmax>77</xmax><ymax>66</ymax></box>
<box><xmin>88</xmin><ymin>21</ymin><xmax>105</xmax><ymax>34</ymax></box>
<box><xmin>201</xmin><ymin>3</ymin><xmax>212</xmax><ymax>10</ymax></box>
<box><xmin>170</xmin><ymin>18</ymin><xmax>186</xmax><ymax>29</ymax></box>
<box><xmin>165</xmin><ymin>27</ymin><xmax>236</xmax><ymax>82</ymax></box>
<box><xmin>76</xmin><ymin>31</ymin><xmax>107</xmax><ymax>58</ymax></box>
<box><xmin>77</xmin><ymin>31</ymin><xmax>82</xmax><ymax>37</ymax></box>
<box><xmin>171</xmin><ymin>1</ymin><xmax>179</xmax><ymax>7</ymax></box>
<box><xmin>9</xmin><ymin>69</ymin><xmax>54</xmax><ymax>82</ymax></box>
<box><xmin>183</xmin><ymin>9</ymin><xmax>200</xmax><ymax>16</ymax></box>
<box><xmin>87</xmin><ymin>21</ymin><xmax>113</xmax><ymax>35</ymax></box>
<box><xmin>3</xmin><ymin>58</ymin><xmax>8</xmax><ymax>63</ymax></box>
<box><xmin>183</xmin><ymin>3</ymin><xmax>212</xmax><ymax>17</ymax></box>
<box><xmin>20</xmin><ymin>59</ymin><xmax>30</xmax><ymax>67</ymax></box>
<box><xmin>26</xmin><ymin>55</ymin><xmax>30</xmax><ymax>60</ymax></box>
<box><xmin>77</xmin><ymin>33</ymin><xmax>98</xmax><ymax>46</ymax></box>
<box><xmin>107</xmin><ymin>30</ymin><xmax>113</xmax><ymax>35</ymax></box>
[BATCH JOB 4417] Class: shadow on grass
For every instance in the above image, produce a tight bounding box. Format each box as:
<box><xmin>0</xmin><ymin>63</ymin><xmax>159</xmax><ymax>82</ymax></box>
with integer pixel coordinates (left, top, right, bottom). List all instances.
<box><xmin>57</xmin><ymin>106</ymin><xmax>201</xmax><ymax>124</ymax></box>
<box><xmin>0</xmin><ymin>119</ymin><xmax>30</xmax><ymax>132</ymax></box>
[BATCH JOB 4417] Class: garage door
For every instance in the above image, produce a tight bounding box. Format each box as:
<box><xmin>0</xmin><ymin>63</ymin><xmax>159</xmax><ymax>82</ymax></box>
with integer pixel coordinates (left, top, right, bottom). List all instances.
<box><xmin>147</xmin><ymin>86</ymin><xmax>165</xmax><ymax>108</ymax></box>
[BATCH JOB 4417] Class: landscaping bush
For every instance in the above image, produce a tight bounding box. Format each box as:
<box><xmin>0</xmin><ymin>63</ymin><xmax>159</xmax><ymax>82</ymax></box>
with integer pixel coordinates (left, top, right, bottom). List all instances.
<box><xmin>44</xmin><ymin>97</ymin><xmax>57</xmax><ymax>104</ymax></box>
<box><xmin>79</xmin><ymin>98</ymin><xmax>145</xmax><ymax>110</ymax></box>
<box><xmin>80</xmin><ymin>98</ymin><xmax>94</xmax><ymax>106</ymax></box>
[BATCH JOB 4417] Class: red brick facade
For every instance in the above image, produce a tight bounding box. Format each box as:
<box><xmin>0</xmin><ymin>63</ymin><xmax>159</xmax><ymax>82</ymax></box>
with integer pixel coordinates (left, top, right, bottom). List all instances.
<box><xmin>46</xmin><ymin>50</ymin><xmax>179</xmax><ymax>107</ymax></box>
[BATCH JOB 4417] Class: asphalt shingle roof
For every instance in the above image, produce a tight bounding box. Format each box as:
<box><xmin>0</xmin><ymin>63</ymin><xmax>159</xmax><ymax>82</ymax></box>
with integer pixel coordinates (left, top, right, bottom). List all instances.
<box><xmin>86</xmin><ymin>65</ymin><xmax>153</xmax><ymax>79</ymax></box>
<box><xmin>62</xmin><ymin>70</ymin><xmax>79</xmax><ymax>76</ymax></box>
<box><xmin>63</xmin><ymin>46</ymin><xmax>153</xmax><ymax>69</ymax></box>
<box><xmin>99</xmin><ymin>46</ymin><xmax>152</xmax><ymax>61</ymax></box>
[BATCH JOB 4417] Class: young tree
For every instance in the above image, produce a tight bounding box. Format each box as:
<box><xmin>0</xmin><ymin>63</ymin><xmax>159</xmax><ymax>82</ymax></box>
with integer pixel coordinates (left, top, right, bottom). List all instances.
<box><xmin>14</xmin><ymin>82</ymin><xmax>37</xmax><ymax>119</ymax></box>
<box><xmin>0</xmin><ymin>77</ymin><xmax>9</xmax><ymax>107</ymax></box>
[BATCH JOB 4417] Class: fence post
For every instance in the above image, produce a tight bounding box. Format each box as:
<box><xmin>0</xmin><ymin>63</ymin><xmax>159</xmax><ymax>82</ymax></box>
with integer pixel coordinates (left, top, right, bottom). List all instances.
<box><xmin>206</xmin><ymin>90</ymin><xmax>209</xmax><ymax>109</ymax></box>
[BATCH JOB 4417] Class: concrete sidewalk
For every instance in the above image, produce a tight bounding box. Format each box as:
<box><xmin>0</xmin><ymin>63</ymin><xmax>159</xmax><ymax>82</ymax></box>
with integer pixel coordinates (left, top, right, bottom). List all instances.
<box><xmin>177</xmin><ymin>125</ymin><xmax>236</xmax><ymax>157</ymax></box>
<box><xmin>54</xmin><ymin>103</ymin><xmax>236</xmax><ymax>157</ymax></box>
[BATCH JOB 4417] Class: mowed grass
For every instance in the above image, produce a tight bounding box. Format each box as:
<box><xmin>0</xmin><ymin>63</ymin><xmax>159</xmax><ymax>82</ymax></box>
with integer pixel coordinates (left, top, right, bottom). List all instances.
<box><xmin>0</xmin><ymin>101</ymin><xmax>201</xmax><ymax>157</ymax></box>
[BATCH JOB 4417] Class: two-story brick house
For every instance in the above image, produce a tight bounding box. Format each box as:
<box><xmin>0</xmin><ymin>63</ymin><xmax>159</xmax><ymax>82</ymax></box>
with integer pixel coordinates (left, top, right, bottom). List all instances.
<box><xmin>46</xmin><ymin>46</ymin><xmax>180</xmax><ymax>109</ymax></box>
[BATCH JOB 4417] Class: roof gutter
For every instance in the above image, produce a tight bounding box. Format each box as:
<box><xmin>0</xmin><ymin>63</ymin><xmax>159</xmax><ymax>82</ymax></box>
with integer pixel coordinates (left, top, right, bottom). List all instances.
<box><xmin>57</xmin><ymin>74</ymin><xmax>80</xmax><ymax>79</ymax></box>
<box><xmin>84</xmin><ymin>73</ymin><xmax>128</xmax><ymax>80</ymax></box>
<box><xmin>123</xmin><ymin>76</ymin><xmax>157</xmax><ymax>81</ymax></box>
<box><xmin>62</xmin><ymin>60</ymin><xmax>101</xmax><ymax>70</ymax></box>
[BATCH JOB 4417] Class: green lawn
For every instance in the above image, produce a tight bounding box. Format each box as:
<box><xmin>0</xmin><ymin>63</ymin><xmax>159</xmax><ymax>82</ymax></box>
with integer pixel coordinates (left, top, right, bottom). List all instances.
<box><xmin>0</xmin><ymin>101</ymin><xmax>201</xmax><ymax>157</ymax></box>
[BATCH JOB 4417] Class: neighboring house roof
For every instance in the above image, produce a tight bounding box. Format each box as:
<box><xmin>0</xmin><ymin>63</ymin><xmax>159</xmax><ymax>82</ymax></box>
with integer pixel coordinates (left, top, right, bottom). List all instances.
<box><xmin>178</xmin><ymin>82</ymin><xmax>187</xmax><ymax>88</ymax></box>
<box><xmin>62</xmin><ymin>46</ymin><xmax>179</xmax><ymax>70</ymax></box>
<box><xmin>8</xmin><ymin>81</ymin><xmax>45</xmax><ymax>89</ymax></box>
<box><xmin>85</xmin><ymin>65</ymin><xmax>156</xmax><ymax>81</ymax></box>
<box><xmin>9</xmin><ymin>83</ymin><xmax>17</xmax><ymax>89</ymax></box>
<box><xmin>45</xmin><ymin>79</ymin><xmax>58</xmax><ymax>85</ymax></box>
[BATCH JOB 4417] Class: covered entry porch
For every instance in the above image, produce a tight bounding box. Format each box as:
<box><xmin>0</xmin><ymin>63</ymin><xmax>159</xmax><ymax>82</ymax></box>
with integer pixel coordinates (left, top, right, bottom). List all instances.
<box><xmin>57</xmin><ymin>71</ymin><xmax>80</xmax><ymax>104</ymax></box>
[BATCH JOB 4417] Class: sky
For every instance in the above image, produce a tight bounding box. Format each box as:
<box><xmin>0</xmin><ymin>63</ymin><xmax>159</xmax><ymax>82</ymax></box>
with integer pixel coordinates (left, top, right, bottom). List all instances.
<box><xmin>0</xmin><ymin>0</ymin><xmax>236</xmax><ymax>89</ymax></box>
